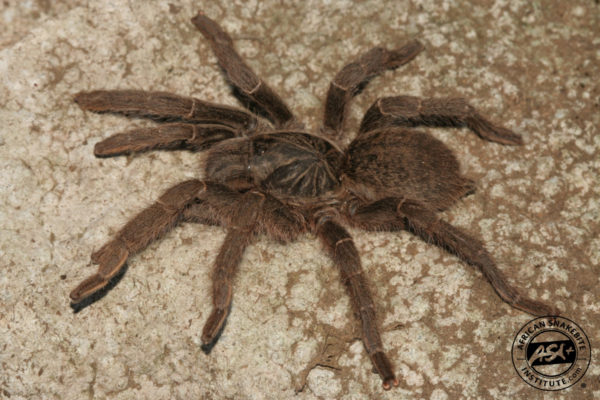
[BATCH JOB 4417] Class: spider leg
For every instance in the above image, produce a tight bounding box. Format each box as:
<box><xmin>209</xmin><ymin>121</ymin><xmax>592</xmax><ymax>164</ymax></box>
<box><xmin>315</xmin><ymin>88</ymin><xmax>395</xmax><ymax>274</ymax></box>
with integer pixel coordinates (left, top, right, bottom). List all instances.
<box><xmin>323</xmin><ymin>41</ymin><xmax>423</xmax><ymax>137</ymax></box>
<box><xmin>185</xmin><ymin>190</ymin><xmax>306</xmax><ymax>243</ymax></box>
<box><xmin>346</xmin><ymin>197</ymin><xmax>406</xmax><ymax>232</ymax></box>
<box><xmin>317</xmin><ymin>219</ymin><xmax>398</xmax><ymax>390</ymax></box>
<box><xmin>191</xmin><ymin>13</ymin><xmax>294</xmax><ymax>128</ymax></box>
<box><xmin>186</xmin><ymin>188</ymin><xmax>305</xmax><ymax>343</ymax></box>
<box><xmin>69</xmin><ymin>180</ymin><xmax>206</xmax><ymax>303</ymax></box>
<box><xmin>182</xmin><ymin>201</ymin><xmax>223</xmax><ymax>226</ymax></box>
<box><xmin>181</xmin><ymin>182</ymin><xmax>247</xmax><ymax>227</ymax></box>
<box><xmin>201</xmin><ymin>190</ymin><xmax>265</xmax><ymax>344</ymax></box>
<box><xmin>74</xmin><ymin>90</ymin><xmax>256</xmax><ymax>129</ymax></box>
<box><xmin>359</xmin><ymin>96</ymin><xmax>522</xmax><ymax>145</ymax></box>
<box><xmin>398</xmin><ymin>200</ymin><xmax>557</xmax><ymax>315</ymax></box>
<box><xmin>349</xmin><ymin>198</ymin><xmax>558</xmax><ymax>316</ymax></box>
<box><xmin>201</xmin><ymin>230</ymin><xmax>251</xmax><ymax>344</ymax></box>
<box><xmin>93</xmin><ymin>123</ymin><xmax>239</xmax><ymax>157</ymax></box>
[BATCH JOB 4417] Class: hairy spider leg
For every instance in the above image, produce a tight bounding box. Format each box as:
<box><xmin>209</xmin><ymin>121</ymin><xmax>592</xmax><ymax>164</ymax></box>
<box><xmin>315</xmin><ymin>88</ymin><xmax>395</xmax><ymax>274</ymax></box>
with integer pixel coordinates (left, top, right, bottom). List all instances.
<box><xmin>93</xmin><ymin>123</ymin><xmax>240</xmax><ymax>157</ymax></box>
<box><xmin>183</xmin><ymin>187</ymin><xmax>305</xmax><ymax>342</ymax></box>
<box><xmin>349</xmin><ymin>198</ymin><xmax>558</xmax><ymax>316</ymax></box>
<box><xmin>322</xmin><ymin>41</ymin><xmax>424</xmax><ymax>137</ymax></box>
<box><xmin>192</xmin><ymin>12</ymin><xmax>294</xmax><ymax>128</ymax></box>
<box><xmin>359</xmin><ymin>96</ymin><xmax>523</xmax><ymax>145</ymax></box>
<box><xmin>70</xmin><ymin>179</ymin><xmax>207</xmax><ymax>303</ymax></box>
<box><xmin>398</xmin><ymin>200</ymin><xmax>558</xmax><ymax>316</ymax></box>
<box><xmin>181</xmin><ymin>183</ymin><xmax>242</xmax><ymax>226</ymax></box>
<box><xmin>200</xmin><ymin>190</ymin><xmax>264</xmax><ymax>344</ymax></box>
<box><xmin>346</xmin><ymin>197</ymin><xmax>407</xmax><ymax>232</ymax></box>
<box><xmin>317</xmin><ymin>219</ymin><xmax>399</xmax><ymax>390</ymax></box>
<box><xmin>74</xmin><ymin>90</ymin><xmax>257</xmax><ymax>129</ymax></box>
<box><xmin>184</xmin><ymin>189</ymin><xmax>306</xmax><ymax>243</ymax></box>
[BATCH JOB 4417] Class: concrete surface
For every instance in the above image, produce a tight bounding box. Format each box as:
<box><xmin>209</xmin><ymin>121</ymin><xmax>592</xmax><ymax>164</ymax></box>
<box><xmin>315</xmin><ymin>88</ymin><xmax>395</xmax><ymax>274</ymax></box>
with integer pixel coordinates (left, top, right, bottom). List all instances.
<box><xmin>1</xmin><ymin>0</ymin><xmax>598</xmax><ymax>399</ymax></box>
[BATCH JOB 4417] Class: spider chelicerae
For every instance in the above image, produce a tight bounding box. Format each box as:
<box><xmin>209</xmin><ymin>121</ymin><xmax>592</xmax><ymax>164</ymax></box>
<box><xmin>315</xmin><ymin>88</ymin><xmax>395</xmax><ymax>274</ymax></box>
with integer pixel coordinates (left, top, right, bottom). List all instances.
<box><xmin>70</xmin><ymin>11</ymin><xmax>557</xmax><ymax>390</ymax></box>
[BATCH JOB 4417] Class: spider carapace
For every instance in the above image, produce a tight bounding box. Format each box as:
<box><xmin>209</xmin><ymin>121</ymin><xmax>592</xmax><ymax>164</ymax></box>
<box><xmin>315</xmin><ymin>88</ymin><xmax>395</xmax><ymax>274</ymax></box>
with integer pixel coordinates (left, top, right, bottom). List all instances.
<box><xmin>207</xmin><ymin>132</ymin><xmax>342</xmax><ymax>198</ymax></box>
<box><xmin>70</xmin><ymin>11</ymin><xmax>558</xmax><ymax>391</ymax></box>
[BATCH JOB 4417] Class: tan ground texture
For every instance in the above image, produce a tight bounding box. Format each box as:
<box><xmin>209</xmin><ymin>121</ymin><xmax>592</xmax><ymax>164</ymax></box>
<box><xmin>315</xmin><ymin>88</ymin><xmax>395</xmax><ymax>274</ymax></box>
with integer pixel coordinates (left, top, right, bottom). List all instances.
<box><xmin>1</xmin><ymin>1</ymin><xmax>599</xmax><ymax>399</ymax></box>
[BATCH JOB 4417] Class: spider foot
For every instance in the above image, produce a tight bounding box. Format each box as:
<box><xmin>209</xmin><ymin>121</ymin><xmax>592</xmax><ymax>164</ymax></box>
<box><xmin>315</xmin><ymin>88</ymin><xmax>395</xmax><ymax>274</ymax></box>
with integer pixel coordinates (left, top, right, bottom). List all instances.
<box><xmin>382</xmin><ymin>377</ymin><xmax>400</xmax><ymax>391</ymax></box>
<box><xmin>74</xmin><ymin>90</ymin><xmax>112</xmax><ymax>112</ymax></box>
<box><xmin>510</xmin><ymin>294</ymin><xmax>560</xmax><ymax>317</ymax></box>
<box><xmin>201</xmin><ymin>307</ymin><xmax>228</xmax><ymax>344</ymax></box>
<box><xmin>70</xmin><ymin>240</ymin><xmax>128</xmax><ymax>303</ymax></box>
<box><xmin>69</xmin><ymin>273</ymin><xmax>109</xmax><ymax>303</ymax></box>
<box><xmin>466</xmin><ymin>113</ymin><xmax>523</xmax><ymax>145</ymax></box>
<box><xmin>370</xmin><ymin>351</ymin><xmax>399</xmax><ymax>390</ymax></box>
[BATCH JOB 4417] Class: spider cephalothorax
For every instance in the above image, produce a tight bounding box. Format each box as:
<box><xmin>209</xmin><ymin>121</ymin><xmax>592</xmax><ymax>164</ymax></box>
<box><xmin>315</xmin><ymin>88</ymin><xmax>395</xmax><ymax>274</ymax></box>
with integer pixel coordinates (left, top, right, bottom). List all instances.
<box><xmin>70</xmin><ymin>12</ymin><xmax>557</xmax><ymax>390</ymax></box>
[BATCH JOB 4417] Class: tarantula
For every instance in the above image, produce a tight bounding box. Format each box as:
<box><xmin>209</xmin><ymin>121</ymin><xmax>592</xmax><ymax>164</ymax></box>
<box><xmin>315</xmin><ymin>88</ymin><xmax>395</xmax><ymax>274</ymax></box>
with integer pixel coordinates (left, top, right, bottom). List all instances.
<box><xmin>70</xmin><ymin>12</ymin><xmax>557</xmax><ymax>390</ymax></box>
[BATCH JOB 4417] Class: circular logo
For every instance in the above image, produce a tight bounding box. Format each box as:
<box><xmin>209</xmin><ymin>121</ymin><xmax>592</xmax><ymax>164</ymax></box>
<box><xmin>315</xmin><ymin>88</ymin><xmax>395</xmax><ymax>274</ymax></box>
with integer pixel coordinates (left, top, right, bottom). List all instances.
<box><xmin>511</xmin><ymin>316</ymin><xmax>590</xmax><ymax>391</ymax></box>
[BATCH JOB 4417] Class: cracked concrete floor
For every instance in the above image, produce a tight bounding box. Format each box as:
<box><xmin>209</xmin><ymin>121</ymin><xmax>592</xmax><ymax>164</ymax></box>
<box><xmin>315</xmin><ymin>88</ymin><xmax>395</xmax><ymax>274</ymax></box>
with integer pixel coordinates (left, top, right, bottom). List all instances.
<box><xmin>1</xmin><ymin>1</ymin><xmax>599</xmax><ymax>399</ymax></box>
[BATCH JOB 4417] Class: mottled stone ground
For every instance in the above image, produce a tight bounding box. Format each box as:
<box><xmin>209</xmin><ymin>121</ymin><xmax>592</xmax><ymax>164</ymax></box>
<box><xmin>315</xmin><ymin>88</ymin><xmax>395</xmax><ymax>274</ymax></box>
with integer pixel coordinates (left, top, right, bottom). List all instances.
<box><xmin>1</xmin><ymin>1</ymin><xmax>598</xmax><ymax>399</ymax></box>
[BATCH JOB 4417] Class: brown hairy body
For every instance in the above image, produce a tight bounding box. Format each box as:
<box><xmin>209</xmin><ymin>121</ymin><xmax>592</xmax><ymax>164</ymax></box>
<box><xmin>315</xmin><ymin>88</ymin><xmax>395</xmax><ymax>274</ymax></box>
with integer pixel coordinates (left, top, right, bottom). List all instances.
<box><xmin>70</xmin><ymin>12</ymin><xmax>557</xmax><ymax>390</ymax></box>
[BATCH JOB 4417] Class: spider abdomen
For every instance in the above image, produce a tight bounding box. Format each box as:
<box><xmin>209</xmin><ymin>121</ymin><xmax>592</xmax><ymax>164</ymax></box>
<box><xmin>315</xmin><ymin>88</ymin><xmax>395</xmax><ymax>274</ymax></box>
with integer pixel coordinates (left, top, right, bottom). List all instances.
<box><xmin>343</xmin><ymin>128</ymin><xmax>474</xmax><ymax>210</ymax></box>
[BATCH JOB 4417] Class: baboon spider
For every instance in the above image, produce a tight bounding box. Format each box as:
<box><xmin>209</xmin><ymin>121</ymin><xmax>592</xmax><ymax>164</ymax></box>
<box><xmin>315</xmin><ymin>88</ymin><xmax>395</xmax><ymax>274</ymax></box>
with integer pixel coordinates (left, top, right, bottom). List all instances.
<box><xmin>70</xmin><ymin>11</ymin><xmax>557</xmax><ymax>390</ymax></box>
